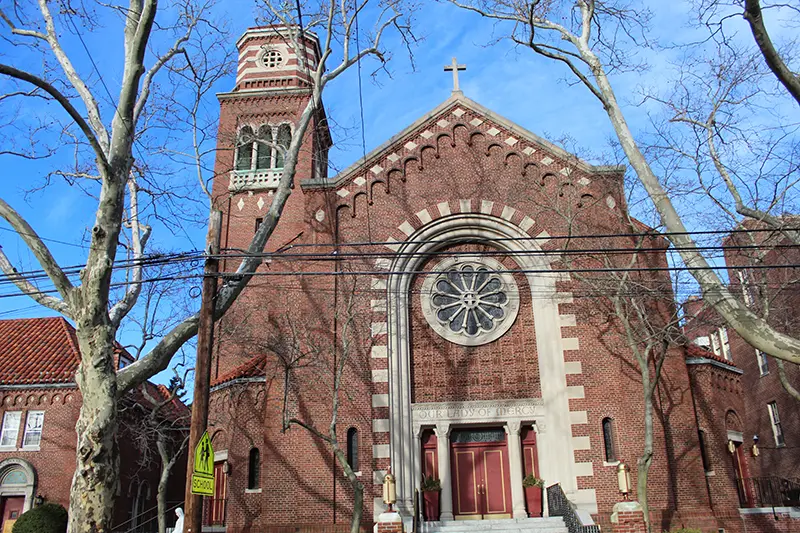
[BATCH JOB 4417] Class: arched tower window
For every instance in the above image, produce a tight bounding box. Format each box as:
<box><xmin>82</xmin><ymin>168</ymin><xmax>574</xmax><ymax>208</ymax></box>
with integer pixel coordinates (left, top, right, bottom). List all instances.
<box><xmin>235</xmin><ymin>126</ymin><xmax>254</xmax><ymax>171</ymax></box>
<box><xmin>602</xmin><ymin>417</ymin><xmax>617</xmax><ymax>463</ymax></box>
<box><xmin>346</xmin><ymin>427</ymin><xmax>359</xmax><ymax>472</ymax></box>
<box><xmin>255</xmin><ymin>125</ymin><xmax>273</xmax><ymax>170</ymax></box>
<box><xmin>275</xmin><ymin>124</ymin><xmax>291</xmax><ymax>169</ymax></box>
<box><xmin>247</xmin><ymin>447</ymin><xmax>260</xmax><ymax>490</ymax></box>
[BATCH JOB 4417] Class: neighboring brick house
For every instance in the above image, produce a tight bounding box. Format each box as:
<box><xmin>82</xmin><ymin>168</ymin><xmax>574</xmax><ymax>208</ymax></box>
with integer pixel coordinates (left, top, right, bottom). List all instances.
<box><xmin>203</xmin><ymin>25</ymin><xmax>799</xmax><ymax>533</ymax></box>
<box><xmin>0</xmin><ymin>317</ymin><xmax>189</xmax><ymax>532</ymax></box>
<box><xmin>683</xmin><ymin>222</ymin><xmax>800</xmax><ymax>526</ymax></box>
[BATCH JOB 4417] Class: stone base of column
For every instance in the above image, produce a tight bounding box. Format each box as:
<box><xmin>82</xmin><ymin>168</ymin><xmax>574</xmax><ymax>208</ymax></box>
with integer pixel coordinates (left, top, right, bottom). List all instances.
<box><xmin>375</xmin><ymin>511</ymin><xmax>404</xmax><ymax>533</ymax></box>
<box><xmin>610</xmin><ymin>501</ymin><xmax>647</xmax><ymax>533</ymax></box>
<box><xmin>440</xmin><ymin>511</ymin><xmax>454</xmax><ymax>521</ymax></box>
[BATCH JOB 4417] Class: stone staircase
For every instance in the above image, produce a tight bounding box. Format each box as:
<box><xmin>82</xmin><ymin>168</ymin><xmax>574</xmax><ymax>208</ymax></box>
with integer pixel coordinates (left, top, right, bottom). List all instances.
<box><xmin>418</xmin><ymin>517</ymin><xmax>569</xmax><ymax>533</ymax></box>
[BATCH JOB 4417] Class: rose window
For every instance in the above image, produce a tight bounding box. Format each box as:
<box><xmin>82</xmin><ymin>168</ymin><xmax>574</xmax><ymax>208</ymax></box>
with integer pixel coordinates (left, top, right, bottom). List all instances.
<box><xmin>421</xmin><ymin>257</ymin><xmax>519</xmax><ymax>346</ymax></box>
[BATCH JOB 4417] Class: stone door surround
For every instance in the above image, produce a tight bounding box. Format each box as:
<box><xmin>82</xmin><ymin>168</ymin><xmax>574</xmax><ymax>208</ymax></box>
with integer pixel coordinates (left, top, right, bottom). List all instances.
<box><xmin>412</xmin><ymin>399</ymin><xmax>544</xmax><ymax>520</ymax></box>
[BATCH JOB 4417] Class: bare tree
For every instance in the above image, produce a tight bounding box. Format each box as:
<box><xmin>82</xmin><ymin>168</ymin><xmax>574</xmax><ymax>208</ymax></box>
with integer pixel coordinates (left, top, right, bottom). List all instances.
<box><xmin>0</xmin><ymin>1</ymin><xmax>414</xmax><ymax>531</ymax></box>
<box><xmin>267</xmin><ymin>275</ymin><xmax>369</xmax><ymax>533</ymax></box>
<box><xmin>448</xmin><ymin>0</ymin><xmax>800</xmax><ymax>366</ymax></box>
<box><xmin>128</xmin><ymin>374</ymin><xmax>191</xmax><ymax>533</ymax></box>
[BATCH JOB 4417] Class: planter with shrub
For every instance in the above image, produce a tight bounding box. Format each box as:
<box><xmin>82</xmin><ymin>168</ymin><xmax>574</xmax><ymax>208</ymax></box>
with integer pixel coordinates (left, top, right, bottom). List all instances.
<box><xmin>522</xmin><ymin>474</ymin><xmax>544</xmax><ymax>517</ymax></box>
<box><xmin>421</xmin><ymin>475</ymin><xmax>441</xmax><ymax>521</ymax></box>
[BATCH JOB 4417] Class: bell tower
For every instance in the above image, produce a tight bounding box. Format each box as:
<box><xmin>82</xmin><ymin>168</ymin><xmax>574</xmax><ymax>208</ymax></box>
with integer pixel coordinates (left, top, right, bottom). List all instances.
<box><xmin>210</xmin><ymin>26</ymin><xmax>333</xmax><ymax>379</ymax></box>
<box><xmin>211</xmin><ymin>25</ymin><xmax>331</xmax><ymax>263</ymax></box>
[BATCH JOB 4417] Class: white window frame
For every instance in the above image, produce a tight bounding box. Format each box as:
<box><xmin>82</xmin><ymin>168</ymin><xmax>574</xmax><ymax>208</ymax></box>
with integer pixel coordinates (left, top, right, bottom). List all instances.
<box><xmin>22</xmin><ymin>411</ymin><xmax>44</xmax><ymax>449</ymax></box>
<box><xmin>719</xmin><ymin>328</ymin><xmax>731</xmax><ymax>361</ymax></box>
<box><xmin>756</xmin><ymin>349</ymin><xmax>769</xmax><ymax>376</ymax></box>
<box><xmin>0</xmin><ymin>412</ymin><xmax>21</xmax><ymax>448</ymax></box>
<box><xmin>710</xmin><ymin>330</ymin><xmax>720</xmax><ymax>356</ymax></box>
<box><xmin>767</xmin><ymin>402</ymin><xmax>785</xmax><ymax>447</ymax></box>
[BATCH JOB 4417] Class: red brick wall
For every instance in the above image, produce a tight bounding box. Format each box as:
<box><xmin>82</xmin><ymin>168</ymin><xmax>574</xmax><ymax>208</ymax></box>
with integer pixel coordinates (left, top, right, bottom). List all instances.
<box><xmin>0</xmin><ymin>387</ymin><xmax>183</xmax><ymax>528</ymax></box>
<box><xmin>410</xmin><ymin>245</ymin><xmax>540</xmax><ymax>403</ymax></box>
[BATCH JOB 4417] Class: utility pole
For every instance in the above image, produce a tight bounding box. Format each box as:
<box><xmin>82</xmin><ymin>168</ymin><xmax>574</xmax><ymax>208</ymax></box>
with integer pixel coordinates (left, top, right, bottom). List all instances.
<box><xmin>185</xmin><ymin>209</ymin><xmax>223</xmax><ymax>533</ymax></box>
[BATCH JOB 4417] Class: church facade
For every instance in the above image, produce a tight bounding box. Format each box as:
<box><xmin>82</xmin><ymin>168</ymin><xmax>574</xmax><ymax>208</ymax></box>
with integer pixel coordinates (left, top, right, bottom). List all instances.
<box><xmin>204</xmin><ymin>27</ymin><xmax>798</xmax><ymax>533</ymax></box>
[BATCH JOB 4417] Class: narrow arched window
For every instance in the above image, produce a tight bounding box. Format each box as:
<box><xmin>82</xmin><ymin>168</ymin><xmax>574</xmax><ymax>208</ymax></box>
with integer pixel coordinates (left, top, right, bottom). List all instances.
<box><xmin>236</xmin><ymin>126</ymin><xmax>254</xmax><ymax>171</ymax></box>
<box><xmin>698</xmin><ymin>430</ymin><xmax>711</xmax><ymax>472</ymax></box>
<box><xmin>255</xmin><ymin>125</ymin><xmax>273</xmax><ymax>170</ymax></box>
<box><xmin>275</xmin><ymin>124</ymin><xmax>291</xmax><ymax>169</ymax></box>
<box><xmin>346</xmin><ymin>427</ymin><xmax>359</xmax><ymax>472</ymax></box>
<box><xmin>602</xmin><ymin>418</ymin><xmax>617</xmax><ymax>463</ymax></box>
<box><xmin>248</xmin><ymin>447</ymin><xmax>260</xmax><ymax>489</ymax></box>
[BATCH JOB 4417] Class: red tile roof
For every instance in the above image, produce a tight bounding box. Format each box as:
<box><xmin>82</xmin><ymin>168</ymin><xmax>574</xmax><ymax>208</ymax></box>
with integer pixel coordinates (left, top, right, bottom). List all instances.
<box><xmin>0</xmin><ymin>317</ymin><xmax>81</xmax><ymax>385</ymax></box>
<box><xmin>212</xmin><ymin>354</ymin><xmax>268</xmax><ymax>387</ymax></box>
<box><xmin>686</xmin><ymin>343</ymin><xmax>739</xmax><ymax>367</ymax></box>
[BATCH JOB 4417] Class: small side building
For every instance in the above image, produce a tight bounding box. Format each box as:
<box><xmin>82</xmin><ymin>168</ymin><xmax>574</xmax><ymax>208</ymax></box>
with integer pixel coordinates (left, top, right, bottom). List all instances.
<box><xmin>0</xmin><ymin>317</ymin><xmax>189</xmax><ymax>532</ymax></box>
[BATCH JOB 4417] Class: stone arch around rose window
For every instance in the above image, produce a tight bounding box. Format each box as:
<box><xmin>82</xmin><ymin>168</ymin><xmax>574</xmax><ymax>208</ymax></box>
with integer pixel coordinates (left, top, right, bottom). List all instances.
<box><xmin>0</xmin><ymin>458</ymin><xmax>36</xmax><ymax>512</ymax></box>
<box><xmin>384</xmin><ymin>212</ymin><xmax>586</xmax><ymax>516</ymax></box>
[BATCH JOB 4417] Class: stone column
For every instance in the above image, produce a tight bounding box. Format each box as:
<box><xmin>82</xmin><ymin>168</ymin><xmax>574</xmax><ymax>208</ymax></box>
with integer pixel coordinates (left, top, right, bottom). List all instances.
<box><xmin>434</xmin><ymin>422</ymin><xmax>454</xmax><ymax>521</ymax></box>
<box><xmin>505</xmin><ymin>421</ymin><xmax>528</xmax><ymax>519</ymax></box>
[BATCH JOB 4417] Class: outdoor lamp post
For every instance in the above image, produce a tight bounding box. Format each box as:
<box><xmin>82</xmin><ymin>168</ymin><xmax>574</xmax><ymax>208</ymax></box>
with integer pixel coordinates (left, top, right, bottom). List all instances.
<box><xmin>617</xmin><ymin>461</ymin><xmax>632</xmax><ymax>500</ymax></box>
<box><xmin>383</xmin><ymin>470</ymin><xmax>397</xmax><ymax>511</ymax></box>
<box><xmin>752</xmin><ymin>435</ymin><xmax>760</xmax><ymax>457</ymax></box>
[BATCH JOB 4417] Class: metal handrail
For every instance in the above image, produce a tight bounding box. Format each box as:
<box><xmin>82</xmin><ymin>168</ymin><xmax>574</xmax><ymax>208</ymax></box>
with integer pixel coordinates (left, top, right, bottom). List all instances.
<box><xmin>735</xmin><ymin>476</ymin><xmax>800</xmax><ymax>508</ymax></box>
<box><xmin>546</xmin><ymin>484</ymin><xmax>600</xmax><ymax>533</ymax></box>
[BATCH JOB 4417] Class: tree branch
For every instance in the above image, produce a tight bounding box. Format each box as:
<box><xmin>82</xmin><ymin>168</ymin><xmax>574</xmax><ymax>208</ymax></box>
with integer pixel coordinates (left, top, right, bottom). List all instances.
<box><xmin>0</xmin><ymin>197</ymin><xmax>75</xmax><ymax>304</ymax></box>
<box><xmin>0</xmin><ymin>64</ymin><xmax>110</xmax><ymax>172</ymax></box>
<box><xmin>743</xmin><ymin>0</ymin><xmax>800</xmax><ymax>106</ymax></box>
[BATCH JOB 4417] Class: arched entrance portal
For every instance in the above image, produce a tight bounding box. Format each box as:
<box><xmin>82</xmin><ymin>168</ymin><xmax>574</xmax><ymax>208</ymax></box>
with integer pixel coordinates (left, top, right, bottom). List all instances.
<box><xmin>0</xmin><ymin>458</ymin><xmax>37</xmax><ymax>532</ymax></box>
<box><xmin>386</xmin><ymin>213</ymin><xmax>580</xmax><ymax>517</ymax></box>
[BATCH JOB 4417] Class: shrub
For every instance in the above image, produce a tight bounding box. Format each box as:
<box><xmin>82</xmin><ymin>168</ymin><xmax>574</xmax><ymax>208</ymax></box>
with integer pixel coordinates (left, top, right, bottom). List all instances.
<box><xmin>421</xmin><ymin>475</ymin><xmax>441</xmax><ymax>491</ymax></box>
<box><xmin>12</xmin><ymin>502</ymin><xmax>68</xmax><ymax>533</ymax></box>
<box><xmin>522</xmin><ymin>473</ymin><xmax>545</xmax><ymax>488</ymax></box>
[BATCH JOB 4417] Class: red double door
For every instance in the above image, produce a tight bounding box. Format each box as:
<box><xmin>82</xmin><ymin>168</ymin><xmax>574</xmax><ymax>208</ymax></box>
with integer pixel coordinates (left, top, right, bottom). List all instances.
<box><xmin>451</xmin><ymin>437</ymin><xmax>513</xmax><ymax>519</ymax></box>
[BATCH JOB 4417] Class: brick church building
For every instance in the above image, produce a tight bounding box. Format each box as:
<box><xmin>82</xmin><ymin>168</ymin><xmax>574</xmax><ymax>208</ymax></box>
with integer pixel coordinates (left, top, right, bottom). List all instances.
<box><xmin>204</xmin><ymin>26</ymin><xmax>799</xmax><ymax>533</ymax></box>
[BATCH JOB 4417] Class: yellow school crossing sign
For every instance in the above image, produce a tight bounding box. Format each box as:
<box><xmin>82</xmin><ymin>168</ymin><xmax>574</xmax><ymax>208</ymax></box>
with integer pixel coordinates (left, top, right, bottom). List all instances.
<box><xmin>191</xmin><ymin>432</ymin><xmax>215</xmax><ymax>496</ymax></box>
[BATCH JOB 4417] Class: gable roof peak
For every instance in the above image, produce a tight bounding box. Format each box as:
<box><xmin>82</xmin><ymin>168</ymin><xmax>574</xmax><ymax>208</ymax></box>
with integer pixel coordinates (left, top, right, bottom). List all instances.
<box><xmin>302</xmin><ymin>92</ymin><xmax>625</xmax><ymax>190</ymax></box>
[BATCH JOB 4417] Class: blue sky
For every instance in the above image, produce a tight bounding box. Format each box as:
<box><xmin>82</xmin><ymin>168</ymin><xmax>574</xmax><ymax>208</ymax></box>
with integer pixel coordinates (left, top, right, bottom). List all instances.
<box><xmin>0</xmin><ymin>1</ymin><xmax>797</xmax><ymax>381</ymax></box>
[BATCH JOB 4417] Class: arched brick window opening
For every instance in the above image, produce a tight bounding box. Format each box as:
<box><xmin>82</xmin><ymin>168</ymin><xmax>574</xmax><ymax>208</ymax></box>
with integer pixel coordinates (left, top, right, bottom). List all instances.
<box><xmin>275</xmin><ymin>124</ymin><xmax>291</xmax><ymax>169</ymax></box>
<box><xmin>346</xmin><ymin>427</ymin><xmax>359</xmax><ymax>472</ymax></box>
<box><xmin>247</xmin><ymin>447</ymin><xmax>260</xmax><ymax>490</ymax></box>
<box><xmin>602</xmin><ymin>417</ymin><xmax>617</xmax><ymax>463</ymax></box>
<box><xmin>698</xmin><ymin>430</ymin><xmax>712</xmax><ymax>472</ymax></box>
<box><xmin>235</xmin><ymin>126</ymin><xmax>254</xmax><ymax>171</ymax></box>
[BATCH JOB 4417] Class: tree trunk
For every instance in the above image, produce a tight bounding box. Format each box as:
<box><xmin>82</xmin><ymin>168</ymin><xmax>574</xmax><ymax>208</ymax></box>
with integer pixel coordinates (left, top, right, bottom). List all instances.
<box><xmin>158</xmin><ymin>469</ymin><xmax>169</xmax><ymax>533</ymax></box>
<box><xmin>333</xmin><ymin>448</ymin><xmax>364</xmax><ymax>533</ymax></box>
<box><xmin>637</xmin><ymin>372</ymin><xmax>654</xmax><ymax>533</ymax></box>
<box><xmin>69</xmin><ymin>325</ymin><xmax>120</xmax><ymax>533</ymax></box>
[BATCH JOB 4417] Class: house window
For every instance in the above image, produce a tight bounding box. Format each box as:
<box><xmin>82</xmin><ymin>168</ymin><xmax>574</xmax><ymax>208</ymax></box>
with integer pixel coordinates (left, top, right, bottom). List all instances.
<box><xmin>260</xmin><ymin>49</ymin><xmax>284</xmax><ymax>69</ymax></box>
<box><xmin>0</xmin><ymin>412</ymin><xmax>21</xmax><ymax>447</ymax></box>
<box><xmin>710</xmin><ymin>328</ymin><xmax>731</xmax><ymax>361</ymax></box>
<box><xmin>698</xmin><ymin>430</ymin><xmax>712</xmax><ymax>472</ymax></box>
<box><xmin>247</xmin><ymin>448</ymin><xmax>260</xmax><ymax>490</ymax></box>
<box><xmin>756</xmin><ymin>350</ymin><xmax>769</xmax><ymax>376</ymax></box>
<box><xmin>602</xmin><ymin>418</ymin><xmax>617</xmax><ymax>463</ymax></box>
<box><xmin>22</xmin><ymin>411</ymin><xmax>44</xmax><ymax>448</ymax></box>
<box><xmin>767</xmin><ymin>402</ymin><xmax>785</xmax><ymax>447</ymax></box>
<box><xmin>346</xmin><ymin>427</ymin><xmax>359</xmax><ymax>472</ymax></box>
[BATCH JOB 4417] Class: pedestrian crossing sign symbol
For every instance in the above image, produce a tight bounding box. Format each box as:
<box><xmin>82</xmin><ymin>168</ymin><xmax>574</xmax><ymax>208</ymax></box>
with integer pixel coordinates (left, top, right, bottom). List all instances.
<box><xmin>191</xmin><ymin>432</ymin><xmax>215</xmax><ymax>496</ymax></box>
<box><xmin>194</xmin><ymin>432</ymin><xmax>214</xmax><ymax>476</ymax></box>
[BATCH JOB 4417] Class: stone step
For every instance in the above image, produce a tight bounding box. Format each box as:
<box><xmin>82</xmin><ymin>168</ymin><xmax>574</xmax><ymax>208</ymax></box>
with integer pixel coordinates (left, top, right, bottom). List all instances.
<box><xmin>418</xmin><ymin>517</ymin><xmax>568</xmax><ymax>533</ymax></box>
